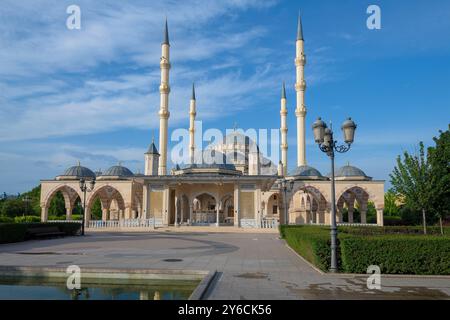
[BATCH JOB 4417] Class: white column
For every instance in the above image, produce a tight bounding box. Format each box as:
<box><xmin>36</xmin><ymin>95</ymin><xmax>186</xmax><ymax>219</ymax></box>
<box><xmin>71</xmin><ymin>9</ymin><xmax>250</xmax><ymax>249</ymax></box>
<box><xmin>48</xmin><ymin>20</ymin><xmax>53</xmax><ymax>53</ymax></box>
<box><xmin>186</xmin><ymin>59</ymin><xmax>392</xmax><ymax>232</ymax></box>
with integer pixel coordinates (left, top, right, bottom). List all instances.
<box><xmin>295</xmin><ymin>18</ymin><xmax>307</xmax><ymax>166</ymax></box>
<box><xmin>163</xmin><ymin>186</ymin><xmax>170</xmax><ymax>226</ymax></box>
<box><xmin>360</xmin><ymin>208</ymin><xmax>367</xmax><ymax>224</ymax></box>
<box><xmin>102</xmin><ymin>208</ymin><xmax>108</xmax><ymax>222</ymax></box>
<box><xmin>65</xmin><ymin>207</ymin><xmax>72</xmax><ymax>220</ymax></box>
<box><xmin>174</xmin><ymin>196</ymin><xmax>179</xmax><ymax>227</ymax></box>
<box><xmin>158</xmin><ymin>23</ymin><xmax>171</xmax><ymax>175</ymax></box>
<box><xmin>180</xmin><ymin>200</ymin><xmax>184</xmax><ymax>224</ymax></box>
<box><xmin>255</xmin><ymin>186</ymin><xmax>262</xmax><ymax>228</ymax></box>
<box><xmin>189</xmin><ymin>85</ymin><xmax>196</xmax><ymax>164</ymax></box>
<box><xmin>280</xmin><ymin>83</ymin><xmax>288</xmax><ymax>175</ymax></box>
<box><xmin>234</xmin><ymin>184</ymin><xmax>240</xmax><ymax>227</ymax></box>
<box><xmin>41</xmin><ymin>206</ymin><xmax>48</xmax><ymax>222</ymax></box>
<box><xmin>216</xmin><ymin>202</ymin><xmax>220</xmax><ymax>227</ymax></box>
<box><xmin>376</xmin><ymin>208</ymin><xmax>384</xmax><ymax>226</ymax></box>
<box><xmin>348</xmin><ymin>206</ymin><xmax>354</xmax><ymax>223</ymax></box>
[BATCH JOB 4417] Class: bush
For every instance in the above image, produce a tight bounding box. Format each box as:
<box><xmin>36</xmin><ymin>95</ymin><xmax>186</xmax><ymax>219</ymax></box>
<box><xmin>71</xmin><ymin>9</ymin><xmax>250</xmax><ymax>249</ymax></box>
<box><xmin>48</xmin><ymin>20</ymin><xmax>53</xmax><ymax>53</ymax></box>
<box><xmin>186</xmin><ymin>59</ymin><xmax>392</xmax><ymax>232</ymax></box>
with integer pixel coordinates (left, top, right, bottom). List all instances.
<box><xmin>282</xmin><ymin>225</ymin><xmax>450</xmax><ymax>275</ymax></box>
<box><xmin>339</xmin><ymin>225</ymin><xmax>449</xmax><ymax>236</ymax></box>
<box><xmin>0</xmin><ymin>215</ymin><xmax>14</xmax><ymax>223</ymax></box>
<box><xmin>0</xmin><ymin>222</ymin><xmax>82</xmax><ymax>244</ymax></box>
<box><xmin>25</xmin><ymin>222</ymin><xmax>82</xmax><ymax>236</ymax></box>
<box><xmin>340</xmin><ymin>235</ymin><xmax>450</xmax><ymax>275</ymax></box>
<box><xmin>14</xmin><ymin>215</ymin><xmax>41</xmax><ymax>223</ymax></box>
<box><xmin>0</xmin><ymin>223</ymin><xmax>28</xmax><ymax>243</ymax></box>
<box><xmin>383</xmin><ymin>216</ymin><xmax>403</xmax><ymax>226</ymax></box>
<box><xmin>280</xmin><ymin>225</ymin><xmax>337</xmax><ymax>271</ymax></box>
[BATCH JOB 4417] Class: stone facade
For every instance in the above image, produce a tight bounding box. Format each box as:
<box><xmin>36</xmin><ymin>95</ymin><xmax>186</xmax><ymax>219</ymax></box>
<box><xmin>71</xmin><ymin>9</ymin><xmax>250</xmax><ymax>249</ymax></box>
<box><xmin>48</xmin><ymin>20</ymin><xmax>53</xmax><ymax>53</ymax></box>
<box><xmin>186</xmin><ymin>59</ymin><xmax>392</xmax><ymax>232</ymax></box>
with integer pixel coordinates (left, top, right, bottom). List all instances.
<box><xmin>39</xmin><ymin>17</ymin><xmax>385</xmax><ymax>229</ymax></box>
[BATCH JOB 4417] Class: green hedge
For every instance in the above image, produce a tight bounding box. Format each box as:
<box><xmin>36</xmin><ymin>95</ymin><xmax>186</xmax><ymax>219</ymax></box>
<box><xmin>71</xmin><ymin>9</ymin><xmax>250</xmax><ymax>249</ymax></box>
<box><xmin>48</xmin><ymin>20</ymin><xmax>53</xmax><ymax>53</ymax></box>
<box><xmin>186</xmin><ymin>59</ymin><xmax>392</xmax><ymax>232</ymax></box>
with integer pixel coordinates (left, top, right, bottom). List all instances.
<box><xmin>281</xmin><ymin>225</ymin><xmax>450</xmax><ymax>275</ymax></box>
<box><xmin>0</xmin><ymin>223</ymin><xmax>28</xmax><ymax>243</ymax></box>
<box><xmin>47</xmin><ymin>215</ymin><xmax>82</xmax><ymax>221</ymax></box>
<box><xmin>280</xmin><ymin>225</ymin><xmax>337</xmax><ymax>271</ymax></box>
<box><xmin>0</xmin><ymin>222</ymin><xmax>82</xmax><ymax>244</ymax></box>
<box><xmin>340</xmin><ymin>235</ymin><xmax>450</xmax><ymax>275</ymax></box>
<box><xmin>0</xmin><ymin>215</ymin><xmax>14</xmax><ymax>223</ymax></box>
<box><xmin>339</xmin><ymin>226</ymin><xmax>449</xmax><ymax>236</ymax></box>
<box><xmin>14</xmin><ymin>215</ymin><xmax>41</xmax><ymax>223</ymax></box>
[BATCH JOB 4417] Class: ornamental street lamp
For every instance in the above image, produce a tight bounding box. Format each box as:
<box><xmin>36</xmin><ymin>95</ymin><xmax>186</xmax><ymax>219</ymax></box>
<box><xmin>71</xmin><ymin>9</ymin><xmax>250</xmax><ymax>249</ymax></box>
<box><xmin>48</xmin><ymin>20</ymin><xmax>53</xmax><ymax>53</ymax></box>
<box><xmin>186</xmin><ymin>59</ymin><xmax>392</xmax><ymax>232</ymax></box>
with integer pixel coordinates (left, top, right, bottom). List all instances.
<box><xmin>277</xmin><ymin>178</ymin><xmax>295</xmax><ymax>225</ymax></box>
<box><xmin>312</xmin><ymin>117</ymin><xmax>357</xmax><ymax>273</ymax></box>
<box><xmin>22</xmin><ymin>195</ymin><xmax>31</xmax><ymax>217</ymax></box>
<box><xmin>79</xmin><ymin>177</ymin><xmax>96</xmax><ymax>236</ymax></box>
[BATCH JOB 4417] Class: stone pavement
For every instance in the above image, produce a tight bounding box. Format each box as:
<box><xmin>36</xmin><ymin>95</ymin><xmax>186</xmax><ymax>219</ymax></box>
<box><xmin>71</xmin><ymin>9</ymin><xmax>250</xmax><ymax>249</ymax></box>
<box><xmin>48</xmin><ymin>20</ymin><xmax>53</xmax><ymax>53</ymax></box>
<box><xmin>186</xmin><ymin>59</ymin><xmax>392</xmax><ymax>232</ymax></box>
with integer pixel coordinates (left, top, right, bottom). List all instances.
<box><xmin>0</xmin><ymin>230</ymin><xmax>448</xmax><ymax>299</ymax></box>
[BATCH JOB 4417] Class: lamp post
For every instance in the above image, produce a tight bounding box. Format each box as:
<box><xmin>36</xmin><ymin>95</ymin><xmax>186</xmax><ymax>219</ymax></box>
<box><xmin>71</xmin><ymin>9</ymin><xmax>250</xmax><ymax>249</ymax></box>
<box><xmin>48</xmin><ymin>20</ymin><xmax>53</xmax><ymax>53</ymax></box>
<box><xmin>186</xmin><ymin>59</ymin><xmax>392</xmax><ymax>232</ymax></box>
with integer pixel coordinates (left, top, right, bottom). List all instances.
<box><xmin>312</xmin><ymin>117</ymin><xmax>357</xmax><ymax>272</ymax></box>
<box><xmin>22</xmin><ymin>195</ymin><xmax>31</xmax><ymax>217</ymax></box>
<box><xmin>79</xmin><ymin>177</ymin><xmax>96</xmax><ymax>236</ymax></box>
<box><xmin>278</xmin><ymin>178</ymin><xmax>295</xmax><ymax>225</ymax></box>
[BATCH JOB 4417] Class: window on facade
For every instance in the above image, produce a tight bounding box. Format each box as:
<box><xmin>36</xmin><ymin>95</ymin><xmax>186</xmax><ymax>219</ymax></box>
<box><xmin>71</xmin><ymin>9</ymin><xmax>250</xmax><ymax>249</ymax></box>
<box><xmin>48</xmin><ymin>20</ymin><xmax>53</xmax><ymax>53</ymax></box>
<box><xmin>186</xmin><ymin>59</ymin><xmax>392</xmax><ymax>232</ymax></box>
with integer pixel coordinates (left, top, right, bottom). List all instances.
<box><xmin>272</xmin><ymin>205</ymin><xmax>278</xmax><ymax>214</ymax></box>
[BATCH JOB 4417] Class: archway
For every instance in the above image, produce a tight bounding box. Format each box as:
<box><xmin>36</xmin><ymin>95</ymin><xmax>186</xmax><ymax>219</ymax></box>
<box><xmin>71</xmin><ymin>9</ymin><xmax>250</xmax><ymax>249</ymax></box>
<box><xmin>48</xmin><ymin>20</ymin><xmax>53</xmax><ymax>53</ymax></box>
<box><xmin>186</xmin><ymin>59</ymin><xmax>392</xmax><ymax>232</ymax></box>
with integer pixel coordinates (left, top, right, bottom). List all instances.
<box><xmin>287</xmin><ymin>185</ymin><xmax>327</xmax><ymax>225</ymax></box>
<box><xmin>266</xmin><ymin>193</ymin><xmax>280</xmax><ymax>218</ymax></box>
<box><xmin>86</xmin><ymin>185</ymin><xmax>126</xmax><ymax>222</ymax></box>
<box><xmin>336</xmin><ymin>186</ymin><xmax>373</xmax><ymax>224</ymax></box>
<box><xmin>192</xmin><ymin>193</ymin><xmax>217</xmax><ymax>224</ymax></box>
<box><xmin>42</xmin><ymin>185</ymin><xmax>83</xmax><ymax>221</ymax></box>
<box><xmin>220</xmin><ymin>193</ymin><xmax>234</xmax><ymax>225</ymax></box>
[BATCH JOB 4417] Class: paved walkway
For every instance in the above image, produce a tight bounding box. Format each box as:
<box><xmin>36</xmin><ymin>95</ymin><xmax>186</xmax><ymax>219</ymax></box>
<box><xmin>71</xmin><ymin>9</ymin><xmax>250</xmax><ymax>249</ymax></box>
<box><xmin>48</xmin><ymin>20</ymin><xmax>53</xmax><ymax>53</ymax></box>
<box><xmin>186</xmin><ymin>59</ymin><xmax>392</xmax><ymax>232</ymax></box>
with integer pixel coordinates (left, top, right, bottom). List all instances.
<box><xmin>0</xmin><ymin>230</ymin><xmax>449</xmax><ymax>299</ymax></box>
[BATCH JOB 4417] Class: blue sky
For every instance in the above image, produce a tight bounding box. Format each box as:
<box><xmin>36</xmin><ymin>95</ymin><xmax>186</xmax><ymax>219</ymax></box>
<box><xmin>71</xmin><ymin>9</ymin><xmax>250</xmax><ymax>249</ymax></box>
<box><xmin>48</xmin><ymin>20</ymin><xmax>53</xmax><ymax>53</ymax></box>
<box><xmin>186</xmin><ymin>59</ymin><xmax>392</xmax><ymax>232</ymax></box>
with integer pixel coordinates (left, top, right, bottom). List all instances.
<box><xmin>0</xmin><ymin>0</ymin><xmax>449</xmax><ymax>193</ymax></box>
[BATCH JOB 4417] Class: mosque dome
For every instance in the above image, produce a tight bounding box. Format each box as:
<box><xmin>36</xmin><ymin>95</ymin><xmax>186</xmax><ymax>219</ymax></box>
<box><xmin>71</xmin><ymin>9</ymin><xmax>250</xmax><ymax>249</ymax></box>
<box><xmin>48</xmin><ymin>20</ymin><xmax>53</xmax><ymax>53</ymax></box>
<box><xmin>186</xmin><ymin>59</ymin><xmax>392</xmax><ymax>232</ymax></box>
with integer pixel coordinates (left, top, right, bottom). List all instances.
<box><xmin>102</xmin><ymin>165</ymin><xmax>134</xmax><ymax>177</ymax></box>
<box><xmin>61</xmin><ymin>164</ymin><xmax>96</xmax><ymax>179</ymax></box>
<box><xmin>289</xmin><ymin>165</ymin><xmax>325</xmax><ymax>179</ymax></box>
<box><xmin>178</xmin><ymin>150</ymin><xmax>240</xmax><ymax>175</ymax></box>
<box><xmin>330</xmin><ymin>164</ymin><xmax>372</xmax><ymax>180</ymax></box>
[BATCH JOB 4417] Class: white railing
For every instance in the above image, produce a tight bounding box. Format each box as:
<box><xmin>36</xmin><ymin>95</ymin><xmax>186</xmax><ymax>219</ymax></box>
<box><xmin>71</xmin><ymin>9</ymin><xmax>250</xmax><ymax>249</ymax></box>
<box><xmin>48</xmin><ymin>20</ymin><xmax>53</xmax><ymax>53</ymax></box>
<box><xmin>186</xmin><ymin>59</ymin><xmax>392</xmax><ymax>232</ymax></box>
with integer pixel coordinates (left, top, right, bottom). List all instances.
<box><xmin>87</xmin><ymin>218</ymin><xmax>163</xmax><ymax>229</ymax></box>
<box><xmin>192</xmin><ymin>212</ymin><xmax>217</xmax><ymax>224</ymax></box>
<box><xmin>261</xmin><ymin>218</ymin><xmax>278</xmax><ymax>229</ymax></box>
<box><xmin>240</xmin><ymin>219</ymin><xmax>258</xmax><ymax>228</ymax></box>
<box><xmin>314</xmin><ymin>222</ymin><xmax>378</xmax><ymax>227</ymax></box>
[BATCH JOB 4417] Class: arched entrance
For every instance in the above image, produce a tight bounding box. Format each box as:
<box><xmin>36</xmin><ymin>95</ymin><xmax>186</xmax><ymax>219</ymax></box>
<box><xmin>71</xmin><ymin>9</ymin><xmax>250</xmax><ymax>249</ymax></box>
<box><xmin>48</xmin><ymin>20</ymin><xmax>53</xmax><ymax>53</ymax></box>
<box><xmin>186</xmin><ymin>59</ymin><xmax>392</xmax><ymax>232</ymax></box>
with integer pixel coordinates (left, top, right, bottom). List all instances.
<box><xmin>220</xmin><ymin>193</ymin><xmax>234</xmax><ymax>225</ymax></box>
<box><xmin>42</xmin><ymin>185</ymin><xmax>83</xmax><ymax>221</ymax></box>
<box><xmin>337</xmin><ymin>186</ymin><xmax>374</xmax><ymax>224</ymax></box>
<box><xmin>287</xmin><ymin>185</ymin><xmax>327</xmax><ymax>224</ymax></box>
<box><xmin>192</xmin><ymin>193</ymin><xmax>217</xmax><ymax>224</ymax></box>
<box><xmin>86</xmin><ymin>185</ymin><xmax>126</xmax><ymax>222</ymax></box>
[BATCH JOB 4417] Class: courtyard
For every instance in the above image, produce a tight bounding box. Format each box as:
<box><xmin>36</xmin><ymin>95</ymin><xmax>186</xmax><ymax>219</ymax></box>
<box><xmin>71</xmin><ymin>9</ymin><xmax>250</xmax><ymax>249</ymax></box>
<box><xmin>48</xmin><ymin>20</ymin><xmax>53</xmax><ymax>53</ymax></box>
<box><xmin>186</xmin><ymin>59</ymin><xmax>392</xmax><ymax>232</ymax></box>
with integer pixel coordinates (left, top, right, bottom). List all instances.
<box><xmin>0</xmin><ymin>229</ymin><xmax>448</xmax><ymax>300</ymax></box>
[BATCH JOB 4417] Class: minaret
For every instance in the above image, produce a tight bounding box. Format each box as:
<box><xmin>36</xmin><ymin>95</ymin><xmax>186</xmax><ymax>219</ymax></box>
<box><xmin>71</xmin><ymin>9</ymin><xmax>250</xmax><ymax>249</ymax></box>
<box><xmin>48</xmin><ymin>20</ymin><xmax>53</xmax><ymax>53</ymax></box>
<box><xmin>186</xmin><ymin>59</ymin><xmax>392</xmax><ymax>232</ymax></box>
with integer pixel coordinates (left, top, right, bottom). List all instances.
<box><xmin>158</xmin><ymin>18</ymin><xmax>171</xmax><ymax>175</ymax></box>
<box><xmin>280</xmin><ymin>81</ymin><xmax>288</xmax><ymax>175</ymax></box>
<box><xmin>295</xmin><ymin>13</ymin><xmax>307</xmax><ymax>166</ymax></box>
<box><xmin>189</xmin><ymin>83</ymin><xmax>196</xmax><ymax>164</ymax></box>
<box><xmin>145</xmin><ymin>138</ymin><xmax>159</xmax><ymax>176</ymax></box>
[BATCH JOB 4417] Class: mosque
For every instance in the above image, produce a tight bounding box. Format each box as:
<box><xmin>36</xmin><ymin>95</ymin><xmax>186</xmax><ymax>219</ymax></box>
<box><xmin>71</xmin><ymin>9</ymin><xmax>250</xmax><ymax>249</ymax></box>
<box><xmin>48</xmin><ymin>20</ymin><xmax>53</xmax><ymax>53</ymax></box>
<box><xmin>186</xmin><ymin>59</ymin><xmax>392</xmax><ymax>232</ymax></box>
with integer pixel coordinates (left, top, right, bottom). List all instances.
<box><xmin>39</xmin><ymin>16</ymin><xmax>385</xmax><ymax>229</ymax></box>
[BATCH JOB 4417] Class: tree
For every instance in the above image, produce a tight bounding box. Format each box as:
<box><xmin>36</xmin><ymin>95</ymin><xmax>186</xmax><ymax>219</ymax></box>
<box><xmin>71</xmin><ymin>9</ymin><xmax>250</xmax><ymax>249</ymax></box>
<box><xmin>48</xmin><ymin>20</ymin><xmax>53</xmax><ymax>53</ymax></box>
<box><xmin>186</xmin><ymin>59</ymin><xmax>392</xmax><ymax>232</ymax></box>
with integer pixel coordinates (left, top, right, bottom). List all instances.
<box><xmin>427</xmin><ymin>126</ymin><xmax>450</xmax><ymax>235</ymax></box>
<box><xmin>1</xmin><ymin>198</ymin><xmax>26</xmax><ymax>217</ymax></box>
<box><xmin>383</xmin><ymin>190</ymin><xmax>400</xmax><ymax>216</ymax></box>
<box><xmin>91</xmin><ymin>198</ymin><xmax>102</xmax><ymax>219</ymax></box>
<box><xmin>390</xmin><ymin>142</ymin><xmax>432</xmax><ymax>234</ymax></box>
<box><xmin>48</xmin><ymin>191</ymin><xmax>66</xmax><ymax>216</ymax></box>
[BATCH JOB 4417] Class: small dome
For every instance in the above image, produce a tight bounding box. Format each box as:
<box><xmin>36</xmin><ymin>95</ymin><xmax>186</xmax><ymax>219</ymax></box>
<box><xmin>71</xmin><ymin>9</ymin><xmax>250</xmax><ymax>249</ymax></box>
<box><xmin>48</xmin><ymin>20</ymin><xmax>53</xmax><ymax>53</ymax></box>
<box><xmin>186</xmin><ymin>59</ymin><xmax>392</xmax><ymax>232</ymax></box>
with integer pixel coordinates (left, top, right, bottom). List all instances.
<box><xmin>62</xmin><ymin>165</ymin><xmax>96</xmax><ymax>179</ymax></box>
<box><xmin>289</xmin><ymin>165</ymin><xmax>323</xmax><ymax>177</ymax></box>
<box><xmin>334</xmin><ymin>165</ymin><xmax>368</xmax><ymax>178</ymax></box>
<box><xmin>103</xmin><ymin>165</ymin><xmax>134</xmax><ymax>177</ymax></box>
